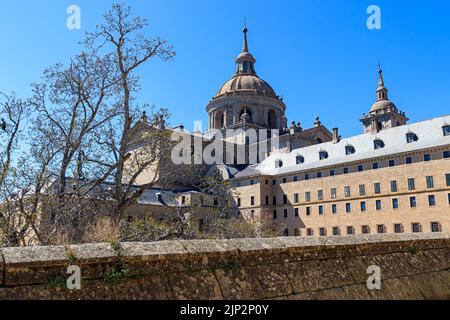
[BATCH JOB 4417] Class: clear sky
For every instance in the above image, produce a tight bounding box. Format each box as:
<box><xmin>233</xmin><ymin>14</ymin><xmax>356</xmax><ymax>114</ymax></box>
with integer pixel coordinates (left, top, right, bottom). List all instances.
<box><xmin>1</xmin><ymin>0</ymin><xmax>450</xmax><ymax>137</ymax></box>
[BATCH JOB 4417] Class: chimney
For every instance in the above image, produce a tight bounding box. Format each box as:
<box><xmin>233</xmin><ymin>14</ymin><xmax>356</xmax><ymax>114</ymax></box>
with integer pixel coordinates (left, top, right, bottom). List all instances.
<box><xmin>332</xmin><ymin>128</ymin><xmax>340</xmax><ymax>143</ymax></box>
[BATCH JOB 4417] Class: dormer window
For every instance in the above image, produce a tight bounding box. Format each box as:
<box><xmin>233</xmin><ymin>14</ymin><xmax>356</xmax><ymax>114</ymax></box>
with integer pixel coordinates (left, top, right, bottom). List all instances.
<box><xmin>406</xmin><ymin>132</ymin><xmax>418</xmax><ymax>143</ymax></box>
<box><xmin>319</xmin><ymin>150</ymin><xmax>329</xmax><ymax>160</ymax></box>
<box><xmin>443</xmin><ymin>125</ymin><xmax>450</xmax><ymax>136</ymax></box>
<box><xmin>296</xmin><ymin>155</ymin><xmax>305</xmax><ymax>164</ymax></box>
<box><xmin>374</xmin><ymin>139</ymin><xmax>385</xmax><ymax>150</ymax></box>
<box><xmin>345</xmin><ymin>145</ymin><xmax>356</xmax><ymax>155</ymax></box>
<box><xmin>275</xmin><ymin>159</ymin><xmax>283</xmax><ymax>168</ymax></box>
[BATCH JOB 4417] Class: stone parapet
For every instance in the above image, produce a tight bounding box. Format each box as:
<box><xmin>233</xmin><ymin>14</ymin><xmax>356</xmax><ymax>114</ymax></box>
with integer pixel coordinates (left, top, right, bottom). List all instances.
<box><xmin>0</xmin><ymin>233</ymin><xmax>449</xmax><ymax>300</ymax></box>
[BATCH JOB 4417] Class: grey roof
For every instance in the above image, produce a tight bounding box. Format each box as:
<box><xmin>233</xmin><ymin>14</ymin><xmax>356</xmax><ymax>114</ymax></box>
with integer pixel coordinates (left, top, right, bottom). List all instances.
<box><xmin>252</xmin><ymin>114</ymin><xmax>450</xmax><ymax>177</ymax></box>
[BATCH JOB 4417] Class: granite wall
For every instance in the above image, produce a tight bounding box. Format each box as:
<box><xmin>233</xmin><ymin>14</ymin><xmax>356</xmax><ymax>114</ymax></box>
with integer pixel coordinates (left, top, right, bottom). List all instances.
<box><xmin>0</xmin><ymin>233</ymin><xmax>449</xmax><ymax>300</ymax></box>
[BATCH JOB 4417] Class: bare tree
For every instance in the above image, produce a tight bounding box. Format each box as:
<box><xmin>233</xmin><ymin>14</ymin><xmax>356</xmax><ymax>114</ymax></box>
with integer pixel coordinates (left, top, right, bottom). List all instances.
<box><xmin>0</xmin><ymin>93</ymin><xmax>29</xmax><ymax>246</ymax></box>
<box><xmin>83</xmin><ymin>2</ymin><xmax>176</xmax><ymax>224</ymax></box>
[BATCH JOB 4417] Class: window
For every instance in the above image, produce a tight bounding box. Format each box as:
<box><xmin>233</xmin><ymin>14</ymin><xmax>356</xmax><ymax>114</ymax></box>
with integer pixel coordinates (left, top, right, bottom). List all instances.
<box><xmin>346</xmin><ymin>203</ymin><xmax>351</xmax><ymax>213</ymax></box>
<box><xmin>330</xmin><ymin>170</ymin><xmax>335</xmax><ymax>176</ymax></box>
<box><xmin>283</xmin><ymin>229</ymin><xmax>289</xmax><ymax>237</ymax></box>
<box><xmin>446</xmin><ymin>174</ymin><xmax>450</xmax><ymax>187</ymax></box>
<box><xmin>344</xmin><ymin>186</ymin><xmax>351</xmax><ymax>197</ymax></box>
<box><xmin>283</xmin><ymin>195</ymin><xmax>288</xmax><ymax>204</ymax></box>
<box><xmin>408</xmin><ymin>178</ymin><xmax>415</xmax><ymax>191</ymax></box>
<box><xmin>374</xmin><ymin>139</ymin><xmax>385</xmax><ymax>150</ymax></box>
<box><xmin>359</xmin><ymin>184</ymin><xmax>366</xmax><ymax>196</ymax></box>
<box><xmin>377</xmin><ymin>225</ymin><xmax>386</xmax><ymax>234</ymax></box>
<box><xmin>275</xmin><ymin>160</ymin><xmax>283</xmax><ymax>168</ymax></box>
<box><xmin>181</xmin><ymin>196</ymin><xmax>186</xmax><ymax>205</ymax></box>
<box><xmin>443</xmin><ymin>125</ymin><xmax>450</xmax><ymax>136</ymax></box>
<box><xmin>306</xmin><ymin>207</ymin><xmax>311</xmax><ymax>216</ymax></box>
<box><xmin>250</xmin><ymin>210</ymin><xmax>255</xmax><ymax>220</ymax></box>
<box><xmin>237</xmin><ymin>198</ymin><xmax>241</xmax><ymax>207</ymax></box>
<box><xmin>305</xmin><ymin>174</ymin><xmax>310</xmax><ymax>181</ymax></box>
<box><xmin>293</xmin><ymin>176</ymin><xmax>298</xmax><ymax>182</ymax></box>
<box><xmin>317</xmin><ymin>171</ymin><xmax>322</xmax><ymax>178</ymax></box>
<box><xmin>444</xmin><ymin>151</ymin><xmax>450</xmax><ymax>159</ymax></box>
<box><xmin>332</xmin><ymin>204</ymin><xmax>337</xmax><ymax>214</ymax></box>
<box><xmin>389</xmin><ymin>159</ymin><xmax>395</xmax><ymax>167</ymax></box>
<box><xmin>345</xmin><ymin>145</ymin><xmax>356</xmax><ymax>155</ymax></box>
<box><xmin>426</xmin><ymin>176</ymin><xmax>434</xmax><ymax>188</ymax></box>
<box><xmin>448</xmin><ymin>193</ymin><xmax>450</xmax><ymax>205</ymax></box>
<box><xmin>265</xmin><ymin>180</ymin><xmax>269</xmax><ymax>185</ymax></box>
<box><xmin>373</xmin><ymin>162</ymin><xmax>379</xmax><ymax>170</ymax></box>
<box><xmin>265</xmin><ymin>196</ymin><xmax>269</xmax><ymax>206</ymax></box>
<box><xmin>360</xmin><ymin>201</ymin><xmax>367</xmax><ymax>212</ymax></box>
<box><xmin>319</xmin><ymin>205</ymin><xmax>324</xmax><ymax>215</ymax></box>
<box><xmin>273</xmin><ymin>210</ymin><xmax>277</xmax><ymax>219</ymax></box>
<box><xmin>431</xmin><ymin>222</ymin><xmax>441</xmax><ymax>233</ymax></box>
<box><xmin>410</xmin><ymin>196</ymin><xmax>417</xmax><ymax>208</ymax></box>
<box><xmin>362</xmin><ymin>226</ymin><xmax>370</xmax><ymax>234</ymax></box>
<box><xmin>250</xmin><ymin>180</ymin><xmax>255</xmax><ymax>185</ymax></box>
<box><xmin>295</xmin><ymin>208</ymin><xmax>299</xmax><ymax>217</ymax></box>
<box><xmin>272</xmin><ymin>180</ymin><xmax>276</xmax><ymax>185</ymax></box>
<box><xmin>307</xmin><ymin>228</ymin><xmax>313</xmax><ymax>236</ymax></box>
<box><xmin>358</xmin><ymin>165</ymin><xmax>364</xmax><ymax>172</ymax></box>
<box><xmin>424</xmin><ymin>154</ymin><xmax>431</xmax><ymax>162</ymax></box>
<box><xmin>392</xmin><ymin>198</ymin><xmax>399</xmax><ymax>209</ymax></box>
<box><xmin>282</xmin><ymin>178</ymin><xmax>287</xmax><ymax>184</ymax></box>
<box><xmin>374</xmin><ymin>183</ymin><xmax>381</xmax><ymax>194</ymax></box>
<box><xmin>343</xmin><ymin>167</ymin><xmax>349</xmax><ymax>174</ymax></box>
<box><xmin>319</xmin><ymin>228</ymin><xmax>327</xmax><ymax>237</ymax></box>
<box><xmin>305</xmin><ymin>192</ymin><xmax>311</xmax><ymax>202</ymax></box>
<box><xmin>250</xmin><ymin>196</ymin><xmax>255</xmax><ymax>206</ymax></box>
<box><xmin>331</xmin><ymin>188</ymin><xmax>337</xmax><ymax>199</ymax></box>
<box><xmin>284</xmin><ymin>209</ymin><xmax>288</xmax><ymax>218</ymax></box>
<box><xmin>319</xmin><ymin>151</ymin><xmax>329</xmax><ymax>160</ymax></box>
<box><xmin>406</xmin><ymin>132</ymin><xmax>418</xmax><ymax>143</ymax></box>
<box><xmin>390</xmin><ymin>180</ymin><xmax>398</xmax><ymax>193</ymax></box>
<box><xmin>428</xmin><ymin>195</ymin><xmax>436</xmax><ymax>206</ymax></box>
<box><xmin>318</xmin><ymin>190</ymin><xmax>324</xmax><ymax>201</ymax></box>
<box><xmin>405</xmin><ymin>157</ymin><xmax>413</xmax><ymax>165</ymax></box>
<box><xmin>273</xmin><ymin>196</ymin><xmax>277</xmax><ymax>205</ymax></box>
<box><xmin>332</xmin><ymin>227</ymin><xmax>340</xmax><ymax>236</ymax></box>
<box><xmin>347</xmin><ymin>226</ymin><xmax>354</xmax><ymax>235</ymax></box>
<box><xmin>296</xmin><ymin>155</ymin><xmax>305</xmax><ymax>164</ymax></box>
<box><xmin>294</xmin><ymin>228</ymin><xmax>300</xmax><ymax>236</ymax></box>
<box><xmin>394</xmin><ymin>224</ymin><xmax>403</xmax><ymax>234</ymax></box>
<box><xmin>376</xmin><ymin>200</ymin><xmax>382</xmax><ymax>211</ymax></box>
<box><xmin>412</xmin><ymin>223</ymin><xmax>422</xmax><ymax>233</ymax></box>
<box><xmin>294</xmin><ymin>193</ymin><xmax>299</xmax><ymax>204</ymax></box>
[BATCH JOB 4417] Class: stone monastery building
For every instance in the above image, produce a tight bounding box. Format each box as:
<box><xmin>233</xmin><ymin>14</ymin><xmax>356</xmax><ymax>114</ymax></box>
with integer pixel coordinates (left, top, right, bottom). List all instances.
<box><xmin>131</xmin><ymin>26</ymin><xmax>450</xmax><ymax>237</ymax></box>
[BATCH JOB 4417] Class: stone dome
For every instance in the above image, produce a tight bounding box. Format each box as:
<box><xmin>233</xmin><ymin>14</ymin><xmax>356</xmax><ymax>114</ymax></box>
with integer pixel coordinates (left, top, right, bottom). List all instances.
<box><xmin>215</xmin><ymin>74</ymin><xmax>277</xmax><ymax>99</ymax></box>
<box><xmin>370</xmin><ymin>99</ymin><xmax>397</xmax><ymax>112</ymax></box>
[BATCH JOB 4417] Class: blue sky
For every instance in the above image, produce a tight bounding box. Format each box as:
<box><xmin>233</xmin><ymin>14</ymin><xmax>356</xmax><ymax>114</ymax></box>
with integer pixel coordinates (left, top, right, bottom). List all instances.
<box><xmin>1</xmin><ymin>0</ymin><xmax>449</xmax><ymax>137</ymax></box>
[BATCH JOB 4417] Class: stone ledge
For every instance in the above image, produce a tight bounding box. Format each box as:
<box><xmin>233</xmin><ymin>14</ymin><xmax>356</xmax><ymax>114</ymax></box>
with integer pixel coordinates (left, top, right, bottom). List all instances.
<box><xmin>0</xmin><ymin>233</ymin><xmax>449</xmax><ymax>299</ymax></box>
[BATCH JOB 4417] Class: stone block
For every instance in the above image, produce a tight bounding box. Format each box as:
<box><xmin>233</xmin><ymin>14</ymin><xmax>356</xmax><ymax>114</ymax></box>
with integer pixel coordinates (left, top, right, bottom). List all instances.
<box><xmin>169</xmin><ymin>269</ymin><xmax>223</xmax><ymax>300</ymax></box>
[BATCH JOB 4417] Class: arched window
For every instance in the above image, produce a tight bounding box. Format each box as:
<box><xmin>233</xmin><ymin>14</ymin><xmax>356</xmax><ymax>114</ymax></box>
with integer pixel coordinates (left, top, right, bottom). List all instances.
<box><xmin>275</xmin><ymin>159</ymin><xmax>283</xmax><ymax>168</ymax></box>
<box><xmin>443</xmin><ymin>125</ymin><xmax>450</xmax><ymax>136</ymax></box>
<box><xmin>374</xmin><ymin>139</ymin><xmax>385</xmax><ymax>150</ymax></box>
<box><xmin>316</xmin><ymin>138</ymin><xmax>323</xmax><ymax>144</ymax></box>
<box><xmin>319</xmin><ymin>150</ymin><xmax>329</xmax><ymax>160</ymax></box>
<box><xmin>268</xmin><ymin>110</ymin><xmax>277</xmax><ymax>129</ymax></box>
<box><xmin>406</xmin><ymin>132</ymin><xmax>418</xmax><ymax>143</ymax></box>
<box><xmin>296</xmin><ymin>155</ymin><xmax>305</xmax><ymax>165</ymax></box>
<box><xmin>345</xmin><ymin>145</ymin><xmax>356</xmax><ymax>155</ymax></box>
<box><xmin>214</xmin><ymin>110</ymin><xmax>224</xmax><ymax>129</ymax></box>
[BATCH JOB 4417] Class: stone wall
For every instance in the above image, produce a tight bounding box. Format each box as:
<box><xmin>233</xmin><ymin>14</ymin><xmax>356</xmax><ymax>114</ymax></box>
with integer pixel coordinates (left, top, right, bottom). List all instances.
<box><xmin>0</xmin><ymin>233</ymin><xmax>449</xmax><ymax>300</ymax></box>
